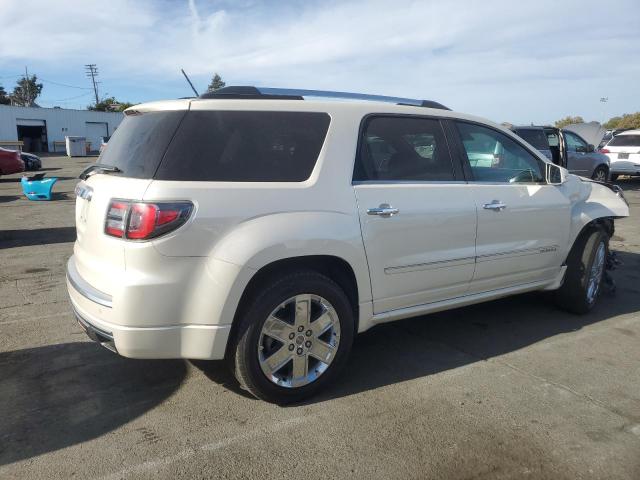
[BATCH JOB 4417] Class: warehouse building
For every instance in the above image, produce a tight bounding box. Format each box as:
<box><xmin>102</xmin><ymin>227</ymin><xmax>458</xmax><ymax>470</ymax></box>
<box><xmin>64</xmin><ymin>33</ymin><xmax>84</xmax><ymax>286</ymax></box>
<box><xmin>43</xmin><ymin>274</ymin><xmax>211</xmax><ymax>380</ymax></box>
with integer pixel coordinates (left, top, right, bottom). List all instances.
<box><xmin>0</xmin><ymin>105</ymin><xmax>124</xmax><ymax>153</ymax></box>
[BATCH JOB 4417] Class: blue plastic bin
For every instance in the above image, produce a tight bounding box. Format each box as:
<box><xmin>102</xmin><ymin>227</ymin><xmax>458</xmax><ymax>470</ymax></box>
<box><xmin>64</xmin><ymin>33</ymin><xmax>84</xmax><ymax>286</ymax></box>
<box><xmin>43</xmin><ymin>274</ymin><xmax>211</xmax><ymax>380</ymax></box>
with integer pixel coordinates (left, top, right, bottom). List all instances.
<box><xmin>21</xmin><ymin>175</ymin><xmax>58</xmax><ymax>201</ymax></box>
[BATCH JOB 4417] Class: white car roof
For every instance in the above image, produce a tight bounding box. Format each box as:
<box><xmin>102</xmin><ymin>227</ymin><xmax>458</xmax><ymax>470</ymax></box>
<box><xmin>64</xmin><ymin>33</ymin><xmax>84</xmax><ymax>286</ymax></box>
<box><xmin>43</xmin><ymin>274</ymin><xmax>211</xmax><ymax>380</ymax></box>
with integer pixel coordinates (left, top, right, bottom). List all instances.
<box><xmin>617</xmin><ymin>129</ymin><xmax>640</xmax><ymax>135</ymax></box>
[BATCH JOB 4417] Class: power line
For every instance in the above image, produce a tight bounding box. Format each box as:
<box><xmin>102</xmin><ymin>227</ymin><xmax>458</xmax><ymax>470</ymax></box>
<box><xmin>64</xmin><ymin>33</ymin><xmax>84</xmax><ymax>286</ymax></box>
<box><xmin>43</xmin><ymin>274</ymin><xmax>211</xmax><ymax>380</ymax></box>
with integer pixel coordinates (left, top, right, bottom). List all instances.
<box><xmin>42</xmin><ymin>91</ymin><xmax>93</xmax><ymax>103</ymax></box>
<box><xmin>85</xmin><ymin>64</ymin><xmax>100</xmax><ymax>105</ymax></box>
<box><xmin>39</xmin><ymin>78</ymin><xmax>93</xmax><ymax>90</ymax></box>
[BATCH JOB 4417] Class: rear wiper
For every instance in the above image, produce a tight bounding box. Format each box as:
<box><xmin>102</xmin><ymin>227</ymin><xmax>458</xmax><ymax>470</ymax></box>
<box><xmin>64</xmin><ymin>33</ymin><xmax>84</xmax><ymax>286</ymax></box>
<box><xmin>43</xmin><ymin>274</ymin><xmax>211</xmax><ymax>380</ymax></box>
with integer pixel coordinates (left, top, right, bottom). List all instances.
<box><xmin>79</xmin><ymin>163</ymin><xmax>122</xmax><ymax>180</ymax></box>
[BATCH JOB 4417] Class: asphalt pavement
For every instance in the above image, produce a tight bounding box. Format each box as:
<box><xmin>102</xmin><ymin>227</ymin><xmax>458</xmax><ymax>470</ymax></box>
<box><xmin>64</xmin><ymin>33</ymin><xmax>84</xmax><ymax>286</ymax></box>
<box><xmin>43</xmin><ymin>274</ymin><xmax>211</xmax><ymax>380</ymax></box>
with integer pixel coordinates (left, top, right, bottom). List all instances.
<box><xmin>1</xmin><ymin>155</ymin><xmax>639</xmax><ymax>479</ymax></box>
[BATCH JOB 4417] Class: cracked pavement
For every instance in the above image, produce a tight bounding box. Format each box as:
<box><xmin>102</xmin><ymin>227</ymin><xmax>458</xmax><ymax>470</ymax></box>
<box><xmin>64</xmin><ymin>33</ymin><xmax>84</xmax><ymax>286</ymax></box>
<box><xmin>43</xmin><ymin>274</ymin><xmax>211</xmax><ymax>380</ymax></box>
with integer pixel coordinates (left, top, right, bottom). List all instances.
<box><xmin>1</xmin><ymin>156</ymin><xmax>639</xmax><ymax>479</ymax></box>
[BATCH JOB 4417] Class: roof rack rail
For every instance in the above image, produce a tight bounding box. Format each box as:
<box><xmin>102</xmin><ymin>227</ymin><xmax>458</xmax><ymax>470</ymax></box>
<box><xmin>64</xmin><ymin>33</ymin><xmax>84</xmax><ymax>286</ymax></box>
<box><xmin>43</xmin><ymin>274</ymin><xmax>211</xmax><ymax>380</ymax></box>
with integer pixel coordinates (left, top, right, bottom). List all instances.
<box><xmin>199</xmin><ymin>86</ymin><xmax>450</xmax><ymax>110</ymax></box>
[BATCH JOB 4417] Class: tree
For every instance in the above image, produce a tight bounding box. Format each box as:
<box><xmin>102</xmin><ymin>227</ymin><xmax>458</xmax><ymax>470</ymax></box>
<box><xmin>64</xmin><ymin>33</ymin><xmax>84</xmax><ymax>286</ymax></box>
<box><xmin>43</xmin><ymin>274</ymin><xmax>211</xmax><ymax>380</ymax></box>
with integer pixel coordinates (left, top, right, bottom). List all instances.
<box><xmin>11</xmin><ymin>75</ymin><xmax>43</xmax><ymax>106</ymax></box>
<box><xmin>88</xmin><ymin>97</ymin><xmax>135</xmax><ymax>112</ymax></box>
<box><xmin>0</xmin><ymin>85</ymin><xmax>10</xmax><ymax>105</ymax></box>
<box><xmin>554</xmin><ymin>116</ymin><xmax>584</xmax><ymax>129</ymax></box>
<box><xmin>604</xmin><ymin>113</ymin><xmax>640</xmax><ymax>130</ymax></box>
<box><xmin>207</xmin><ymin>73</ymin><xmax>226</xmax><ymax>92</ymax></box>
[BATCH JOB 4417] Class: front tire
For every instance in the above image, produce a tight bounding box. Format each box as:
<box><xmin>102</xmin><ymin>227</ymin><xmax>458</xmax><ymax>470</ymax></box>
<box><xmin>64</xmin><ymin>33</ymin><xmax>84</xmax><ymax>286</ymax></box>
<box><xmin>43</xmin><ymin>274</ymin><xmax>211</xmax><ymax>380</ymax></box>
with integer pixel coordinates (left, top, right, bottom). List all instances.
<box><xmin>231</xmin><ymin>271</ymin><xmax>355</xmax><ymax>403</ymax></box>
<box><xmin>555</xmin><ymin>228</ymin><xmax>609</xmax><ymax>314</ymax></box>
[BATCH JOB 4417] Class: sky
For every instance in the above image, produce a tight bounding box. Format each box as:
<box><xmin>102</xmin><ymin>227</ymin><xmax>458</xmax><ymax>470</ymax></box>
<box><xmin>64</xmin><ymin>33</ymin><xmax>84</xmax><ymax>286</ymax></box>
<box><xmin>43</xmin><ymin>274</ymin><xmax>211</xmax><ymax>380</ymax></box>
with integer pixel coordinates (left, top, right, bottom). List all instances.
<box><xmin>0</xmin><ymin>0</ymin><xmax>638</xmax><ymax>124</ymax></box>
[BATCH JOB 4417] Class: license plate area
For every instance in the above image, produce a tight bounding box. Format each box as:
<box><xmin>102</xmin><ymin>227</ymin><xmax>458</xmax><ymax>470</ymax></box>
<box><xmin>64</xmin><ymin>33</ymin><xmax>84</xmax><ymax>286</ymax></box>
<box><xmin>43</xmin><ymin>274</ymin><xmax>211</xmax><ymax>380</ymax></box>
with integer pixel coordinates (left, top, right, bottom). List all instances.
<box><xmin>618</xmin><ymin>153</ymin><xmax>629</xmax><ymax>159</ymax></box>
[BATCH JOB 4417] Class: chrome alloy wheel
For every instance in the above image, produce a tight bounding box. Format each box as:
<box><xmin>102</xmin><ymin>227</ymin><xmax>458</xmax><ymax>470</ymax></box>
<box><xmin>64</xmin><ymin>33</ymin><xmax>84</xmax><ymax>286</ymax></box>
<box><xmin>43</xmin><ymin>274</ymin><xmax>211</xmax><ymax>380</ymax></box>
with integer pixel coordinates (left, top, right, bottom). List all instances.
<box><xmin>586</xmin><ymin>241</ymin><xmax>606</xmax><ymax>304</ymax></box>
<box><xmin>258</xmin><ymin>294</ymin><xmax>341</xmax><ymax>388</ymax></box>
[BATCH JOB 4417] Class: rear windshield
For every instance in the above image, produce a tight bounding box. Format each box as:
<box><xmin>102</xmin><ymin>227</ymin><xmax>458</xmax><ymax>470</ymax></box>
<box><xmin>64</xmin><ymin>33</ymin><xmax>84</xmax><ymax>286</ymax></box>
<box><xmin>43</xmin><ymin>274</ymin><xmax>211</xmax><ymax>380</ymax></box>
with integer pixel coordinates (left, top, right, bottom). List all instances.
<box><xmin>608</xmin><ymin>134</ymin><xmax>640</xmax><ymax>147</ymax></box>
<box><xmin>513</xmin><ymin>128</ymin><xmax>549</xmax><ymax>150</ymax></box>
<box><xmin>98</xmin><ymin>111</ymin><xmax>186</xmax><ymax>178</ymax></box>
<box><xmin>156</xmin><ymin>111</ymin><xmax>331</xmax><ymax>182</ymax></box>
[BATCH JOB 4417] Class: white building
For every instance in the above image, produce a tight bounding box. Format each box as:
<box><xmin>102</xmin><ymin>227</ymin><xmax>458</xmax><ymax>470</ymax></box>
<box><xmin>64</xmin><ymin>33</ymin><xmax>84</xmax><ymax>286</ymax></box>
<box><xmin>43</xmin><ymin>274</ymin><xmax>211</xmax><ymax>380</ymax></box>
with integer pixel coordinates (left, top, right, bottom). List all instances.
<box><xmin>0</xmin><ymin>105</ymin><xmax>124</xmax><ymax>153</ymax></box>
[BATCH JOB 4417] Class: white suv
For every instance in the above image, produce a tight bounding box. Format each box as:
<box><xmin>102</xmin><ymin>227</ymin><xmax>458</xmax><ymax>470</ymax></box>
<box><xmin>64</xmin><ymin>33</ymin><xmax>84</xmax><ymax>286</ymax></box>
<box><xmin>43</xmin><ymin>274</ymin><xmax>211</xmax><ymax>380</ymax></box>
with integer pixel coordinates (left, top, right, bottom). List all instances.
<box><xmin>600</xmin><ymin>129</ymin><xmax>640</xmax><ymax>180</ymax></box>
<box><xmin>67</xmin><ymin>87</ymin><xmax>629</xmax><ymax>403</ymax></box>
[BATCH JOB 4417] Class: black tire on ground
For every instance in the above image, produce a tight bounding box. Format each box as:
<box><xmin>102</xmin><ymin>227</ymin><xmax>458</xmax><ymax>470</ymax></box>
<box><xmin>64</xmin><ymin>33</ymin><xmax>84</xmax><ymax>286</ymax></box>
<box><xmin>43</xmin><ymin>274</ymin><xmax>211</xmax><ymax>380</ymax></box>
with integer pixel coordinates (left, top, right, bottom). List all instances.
<box><xmin>591</xmin><ymin>165</ymin><xmax>609</xmax><ymax>182</ymax></box>
<box><xmin>610</xmin><ymin>174</ymin><xmax>619</xmax><ymax>182</ymax></box>
<box><xmin>231</xmin><ymin>270</ymin><xmax>355</xmax><ymax>403</ymax></box>
<box><xmin>555</xmin><ymin>227</ymin><xmax>609</xmax><ymax>314</ymax></box>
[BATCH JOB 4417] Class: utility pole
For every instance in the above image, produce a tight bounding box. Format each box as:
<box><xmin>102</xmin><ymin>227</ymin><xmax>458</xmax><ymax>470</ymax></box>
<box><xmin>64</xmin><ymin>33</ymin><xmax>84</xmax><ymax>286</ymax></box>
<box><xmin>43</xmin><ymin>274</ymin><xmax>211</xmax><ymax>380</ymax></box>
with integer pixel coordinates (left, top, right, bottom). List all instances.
<box><xmin>85</xmin><ymin>64</ymin><xmax>100</xmax><ymax>106</ymax></box>
<box><xmin>24</xmin><ymin>66</ymin><xmax>32</xmax><ymax>106</ymax></box>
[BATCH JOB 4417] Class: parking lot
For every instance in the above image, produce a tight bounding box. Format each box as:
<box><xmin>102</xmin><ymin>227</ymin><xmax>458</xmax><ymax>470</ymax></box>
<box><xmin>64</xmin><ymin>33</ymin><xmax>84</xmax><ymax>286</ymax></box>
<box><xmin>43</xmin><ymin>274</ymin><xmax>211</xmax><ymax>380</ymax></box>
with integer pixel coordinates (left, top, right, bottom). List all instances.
<box><xmin>1</xmin><ymin>155</ymin><xmax>639</xmax><ymax>479</ymax></box>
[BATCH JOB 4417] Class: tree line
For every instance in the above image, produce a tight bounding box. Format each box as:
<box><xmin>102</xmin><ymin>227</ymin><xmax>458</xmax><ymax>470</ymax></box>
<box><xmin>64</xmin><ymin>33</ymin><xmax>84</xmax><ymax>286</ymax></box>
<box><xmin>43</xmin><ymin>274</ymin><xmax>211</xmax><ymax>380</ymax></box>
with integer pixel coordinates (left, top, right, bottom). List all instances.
<box><xmin>551</xmin><ymin>113</ymin><xmax>640</xmax><ymax>130</ymax></box>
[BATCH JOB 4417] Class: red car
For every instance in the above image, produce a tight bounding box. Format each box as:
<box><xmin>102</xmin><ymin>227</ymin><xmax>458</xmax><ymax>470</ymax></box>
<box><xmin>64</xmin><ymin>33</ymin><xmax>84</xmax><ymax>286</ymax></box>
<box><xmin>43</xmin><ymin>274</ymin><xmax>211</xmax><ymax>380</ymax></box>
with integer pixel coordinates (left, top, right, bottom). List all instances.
<box><xmin>0</xmin><ymin>148</ymin><xmax>25</xmax><ymax>176</ymax></box>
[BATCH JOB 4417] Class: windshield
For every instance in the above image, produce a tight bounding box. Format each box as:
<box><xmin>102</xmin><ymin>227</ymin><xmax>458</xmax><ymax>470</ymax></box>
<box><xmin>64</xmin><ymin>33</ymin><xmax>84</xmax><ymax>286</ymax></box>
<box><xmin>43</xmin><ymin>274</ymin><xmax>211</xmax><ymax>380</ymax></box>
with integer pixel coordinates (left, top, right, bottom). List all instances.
<box><xmin>514</xmin><ymin>129</ymin><xmax>549</xmax><ymax>150</ymax></box>
<box><xmin>98</xmin><ymin>111</ymin><xmax>186</xmax><ymax>178</ymax></box>
<box><xmin>608</xmin><ymin>135</ymin><xmax>640</xmax><ymax>147</ymax></box>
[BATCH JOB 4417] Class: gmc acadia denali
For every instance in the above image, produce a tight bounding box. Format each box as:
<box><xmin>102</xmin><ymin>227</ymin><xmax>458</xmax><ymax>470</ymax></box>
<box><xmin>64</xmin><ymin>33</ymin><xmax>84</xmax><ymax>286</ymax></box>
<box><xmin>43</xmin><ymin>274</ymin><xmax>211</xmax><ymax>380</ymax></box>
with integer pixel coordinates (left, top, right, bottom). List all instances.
<box><xmin>67</xmin><ymin>86</ymin><xmax>629</xmax><ymax>403</ymax></box>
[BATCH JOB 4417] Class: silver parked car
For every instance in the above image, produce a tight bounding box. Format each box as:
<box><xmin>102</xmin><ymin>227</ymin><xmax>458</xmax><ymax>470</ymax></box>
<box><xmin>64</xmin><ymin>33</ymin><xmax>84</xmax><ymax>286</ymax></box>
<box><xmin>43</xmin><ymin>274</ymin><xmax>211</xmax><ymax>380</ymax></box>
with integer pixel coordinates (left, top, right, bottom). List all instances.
<box><xmin>511</xmin><ymin>125</ymin><xmax>610</xmax><ymax>182</ymax></box>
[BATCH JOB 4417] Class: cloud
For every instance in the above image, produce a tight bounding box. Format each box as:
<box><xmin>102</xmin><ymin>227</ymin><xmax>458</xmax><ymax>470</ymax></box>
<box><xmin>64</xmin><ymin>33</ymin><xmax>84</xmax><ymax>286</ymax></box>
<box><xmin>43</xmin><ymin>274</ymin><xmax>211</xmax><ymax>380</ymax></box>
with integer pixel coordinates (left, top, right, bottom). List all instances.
<box><xmin>0</xmin><ymin>0</ymin><xmax>638</xmax><ymax>122</ymax></box>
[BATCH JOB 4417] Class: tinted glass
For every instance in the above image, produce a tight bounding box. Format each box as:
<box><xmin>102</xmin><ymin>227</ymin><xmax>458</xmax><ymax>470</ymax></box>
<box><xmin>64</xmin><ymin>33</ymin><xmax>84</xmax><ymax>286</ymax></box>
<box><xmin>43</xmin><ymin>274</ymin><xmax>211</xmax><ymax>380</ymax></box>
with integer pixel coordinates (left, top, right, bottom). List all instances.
<box><xmin>608</xmin><ymin>134</ymin><xmax>640</xmax><ymax>147</ymax></box>
<box><xmin>98</xmin><ymin>111</ymin><xmax>186</xmax><ymax>178</ymax></box>
<box><xmin>564</xmin><ymin>131</ymin><xmax>587</xmax><ymax>151</ymax></box>
<box><xmin>456</xmin><ymin>122</ymin><xmax>545</xmax><ymax>183</ymax></box>
<box><xmin>354</xmin><ymin>116</ymin><xmax>454</xmax><ymax>181</ymax></box>
<box><xmin>514</xmin><ymin>128</ymin><xmax>549</xmax><ymax>150</ymax></box>
<box><xmin>157</xmin><ymin>111</ymin><xmax>330</xmax><ymax>182</ymax></box>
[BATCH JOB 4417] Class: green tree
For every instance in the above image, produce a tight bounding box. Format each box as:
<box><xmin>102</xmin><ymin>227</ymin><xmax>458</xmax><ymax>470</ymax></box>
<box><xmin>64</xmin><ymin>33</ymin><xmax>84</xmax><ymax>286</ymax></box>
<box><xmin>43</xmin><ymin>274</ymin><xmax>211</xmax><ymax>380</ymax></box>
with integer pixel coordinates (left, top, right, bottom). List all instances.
<box><xmin>554</xmin><ymin>116</ymin><xmax>584</xmax><ymax>129</ymax></box>
<box><xmin>207</xmin><ymin>73</ymin><xmax>226</xmax><ymax>92</ymax></box>
<box><xmin>88</xmin><ymin>97</ymin><xmax>135</xmax><ymax>112</ymax></box>
<box><xmin>11</xmin><ymin>75</ymin><xmax>43</xmax><ymax>106</ymax></box>
<box><xmin>604</xmin><ymin>113</ymin><xmax>640</xmax><ymax>130</ymax></box>
<box><xmin>0</xmin><ymin>85</ymin><xmax>10</xmax><ymax>105</ymax></box>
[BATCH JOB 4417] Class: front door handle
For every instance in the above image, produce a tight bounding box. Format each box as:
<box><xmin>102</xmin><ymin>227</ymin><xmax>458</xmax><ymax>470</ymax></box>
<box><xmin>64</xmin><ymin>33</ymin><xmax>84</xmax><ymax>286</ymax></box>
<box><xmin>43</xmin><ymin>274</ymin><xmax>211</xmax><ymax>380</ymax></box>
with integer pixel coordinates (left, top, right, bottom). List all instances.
<box><xmin>483</xmin><ymin>200</ymin><xmax>507</xmax><ymax>211</ymax></box>
<box><xmin>367</xmin><ymin>203</ymin><xmax>399</xmax><ymax>217</ymax></box>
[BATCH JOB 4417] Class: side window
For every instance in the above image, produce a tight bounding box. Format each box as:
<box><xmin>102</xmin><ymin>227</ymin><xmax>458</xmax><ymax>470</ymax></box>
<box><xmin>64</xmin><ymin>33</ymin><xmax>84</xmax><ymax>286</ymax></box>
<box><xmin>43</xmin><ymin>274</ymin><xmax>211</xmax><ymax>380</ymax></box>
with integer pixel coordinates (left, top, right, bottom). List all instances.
<box><xmin>354</xmin><ymin>116</ymin><xmax>455</xmax><ymax>181</ymax></box>
<box><xmin>564</xmin><ymin>131</ymin><xmax>587</xmax><ymax>152</ymax></box>
<box><xmin>456</xmin><ymin>122</ymin><xmax>545</xmax><ymax>183</ymax></box>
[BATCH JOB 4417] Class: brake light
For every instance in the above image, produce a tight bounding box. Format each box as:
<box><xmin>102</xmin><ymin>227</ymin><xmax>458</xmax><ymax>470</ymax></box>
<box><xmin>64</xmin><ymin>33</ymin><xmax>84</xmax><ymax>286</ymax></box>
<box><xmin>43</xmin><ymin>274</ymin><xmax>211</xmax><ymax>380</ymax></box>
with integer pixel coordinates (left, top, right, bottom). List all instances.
<box><xmin>105</xmin><ymin>200</ymin><xmax>193</xmax><ymax>240</ymax></box>
<box><xmin>599</xmin><ymin>148</ymin><xmax>610</xmax><ymax>154</ymax></box>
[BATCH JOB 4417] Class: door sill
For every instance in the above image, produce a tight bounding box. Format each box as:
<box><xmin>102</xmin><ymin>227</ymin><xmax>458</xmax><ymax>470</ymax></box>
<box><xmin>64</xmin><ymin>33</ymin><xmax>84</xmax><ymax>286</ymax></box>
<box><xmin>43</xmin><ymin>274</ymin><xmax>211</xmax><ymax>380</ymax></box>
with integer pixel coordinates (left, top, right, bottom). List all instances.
<box><xmin>368</xmin><ymin>278</ymin><xmax>554</xmax><ymax>327</ymax></box>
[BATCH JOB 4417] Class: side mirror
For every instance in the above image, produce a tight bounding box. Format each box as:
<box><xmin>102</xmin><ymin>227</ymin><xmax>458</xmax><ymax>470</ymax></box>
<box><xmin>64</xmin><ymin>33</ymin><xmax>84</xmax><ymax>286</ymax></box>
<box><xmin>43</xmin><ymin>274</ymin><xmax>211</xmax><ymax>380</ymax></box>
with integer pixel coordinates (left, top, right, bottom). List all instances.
<box><xmin>587</xmin><ymin>144</ymin><xmax>595</xmax><ymax>153</ymax></box>
<box><xmin>546</xmin><ymin>163</ymin><xmax>565</xmax><ymax>185</ymax></box>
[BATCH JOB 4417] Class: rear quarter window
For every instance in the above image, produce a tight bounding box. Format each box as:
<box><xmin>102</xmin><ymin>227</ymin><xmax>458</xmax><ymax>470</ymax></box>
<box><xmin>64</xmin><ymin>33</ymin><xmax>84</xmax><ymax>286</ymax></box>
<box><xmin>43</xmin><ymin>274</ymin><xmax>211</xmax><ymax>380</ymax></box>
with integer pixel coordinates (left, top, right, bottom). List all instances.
<box><xmin>156</xmin><ymin>111</ymin><xmax>331</xmax><ymax>182</ymax></box>
<box><xmin>98</xmin><ymin>111</ymin><xmax>186</xmax><ymax>178</ymax></box>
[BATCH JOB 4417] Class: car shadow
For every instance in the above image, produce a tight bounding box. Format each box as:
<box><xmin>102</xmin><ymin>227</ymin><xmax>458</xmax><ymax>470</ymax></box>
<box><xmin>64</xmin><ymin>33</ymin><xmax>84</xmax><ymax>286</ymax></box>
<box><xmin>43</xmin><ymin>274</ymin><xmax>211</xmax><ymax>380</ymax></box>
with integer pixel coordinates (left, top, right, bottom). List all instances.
<box><xmin>311</xmin><ymin>250</ymin><xmax>640</xmax><ymax>404</ymax></box>
<box><xmin>0</xmin><ymin>342</ymin><xmax>187</xmax><ymax>466</ymax></box>
<box><xmin>0</xmin><ymin>227</ymin><xmax>76</xmax><ymax>248</ymax></box>
<box><xmin>196</xmin><ymin>250</ymin><xmax>640</xmax><ymax>405</ymax></box>
<box><xmin>0</xmin><ymin>195</ymin><xmax>20</xmax><ymax>203</ymax></box>
<box><xmin>615</xmin><ymin>177</ymin><xmax>640</xmax><ymax>193</ymax></box>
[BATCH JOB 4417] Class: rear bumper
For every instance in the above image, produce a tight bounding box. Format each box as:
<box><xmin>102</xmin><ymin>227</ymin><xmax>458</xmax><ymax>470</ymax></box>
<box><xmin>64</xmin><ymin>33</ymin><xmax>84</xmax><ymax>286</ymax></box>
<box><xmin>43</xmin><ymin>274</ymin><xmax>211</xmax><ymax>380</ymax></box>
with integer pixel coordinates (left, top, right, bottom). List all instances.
<box><xmin>610</xmin><ymin>160</ymin><xmax>640</xmax><ymax>175</ymax></box>
<box><xmin>66</xmin><ymin>255</ymin><xmax>231</xmax><ymax>360</ymax></box>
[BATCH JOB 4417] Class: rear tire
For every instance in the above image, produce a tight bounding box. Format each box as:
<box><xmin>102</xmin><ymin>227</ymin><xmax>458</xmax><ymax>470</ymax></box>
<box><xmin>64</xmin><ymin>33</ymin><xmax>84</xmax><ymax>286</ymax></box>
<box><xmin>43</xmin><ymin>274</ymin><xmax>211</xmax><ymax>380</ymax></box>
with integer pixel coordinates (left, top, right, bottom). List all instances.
<box><xmin>591</xmin><ymin>165</ymin><xmax>608</xmax><ymax>182</ymax></box>
<box><xmin>555</xmin><ymin>228</ymin><xmax>609</xmax><ymax>314</ymax></box>
<box><xmin>231</xmin><ymin>270</ymin><xmax>355</xmax><ymax>404</ymax></box>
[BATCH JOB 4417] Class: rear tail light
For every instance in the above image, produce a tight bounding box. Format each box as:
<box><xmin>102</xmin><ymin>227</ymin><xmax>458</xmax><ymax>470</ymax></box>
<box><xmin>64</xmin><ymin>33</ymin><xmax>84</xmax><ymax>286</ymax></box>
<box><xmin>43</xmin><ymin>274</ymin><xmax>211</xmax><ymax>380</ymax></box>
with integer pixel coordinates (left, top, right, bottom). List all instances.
<box><xmin>599</xmin><ymin>148</ymin><xmax>610</xmax><ymax>154</ymax></box>
<box><xmin>105</xmin><ymin>200</ymin><xmax>193</xmax><ymax>240</ymax></box>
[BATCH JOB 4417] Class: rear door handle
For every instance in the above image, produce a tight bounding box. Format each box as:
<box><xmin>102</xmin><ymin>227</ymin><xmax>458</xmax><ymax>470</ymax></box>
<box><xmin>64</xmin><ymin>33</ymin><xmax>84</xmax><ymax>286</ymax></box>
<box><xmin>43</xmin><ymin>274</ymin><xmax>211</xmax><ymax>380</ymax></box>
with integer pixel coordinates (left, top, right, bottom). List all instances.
<box><xmin>367</xmin><ymin>203</ymin><xmax>399</xmax><ymax>217</ymax></box>
<box><xmin>483</xmin><ymin>200</ymin><xmax>507</xmax><ymax>211</ymax></box>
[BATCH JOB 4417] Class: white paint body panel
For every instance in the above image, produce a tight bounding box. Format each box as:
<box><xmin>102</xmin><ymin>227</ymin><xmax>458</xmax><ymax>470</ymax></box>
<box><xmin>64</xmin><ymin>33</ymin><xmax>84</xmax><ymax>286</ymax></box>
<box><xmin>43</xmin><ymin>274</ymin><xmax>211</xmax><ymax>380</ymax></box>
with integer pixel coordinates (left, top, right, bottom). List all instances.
<box><xmin>67</xmin><ymin>98</ymin><xmax>630</xmax><ymax>359</ymax></box>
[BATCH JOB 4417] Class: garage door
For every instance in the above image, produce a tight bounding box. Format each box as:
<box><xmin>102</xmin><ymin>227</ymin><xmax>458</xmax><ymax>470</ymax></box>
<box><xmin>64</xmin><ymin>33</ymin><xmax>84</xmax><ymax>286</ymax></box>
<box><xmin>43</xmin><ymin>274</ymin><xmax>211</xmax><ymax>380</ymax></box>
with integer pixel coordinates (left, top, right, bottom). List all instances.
<box><xmin>85</xmin><ymin>122</ymin><xmax>108</xmax><ymax>152</ymax></box>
